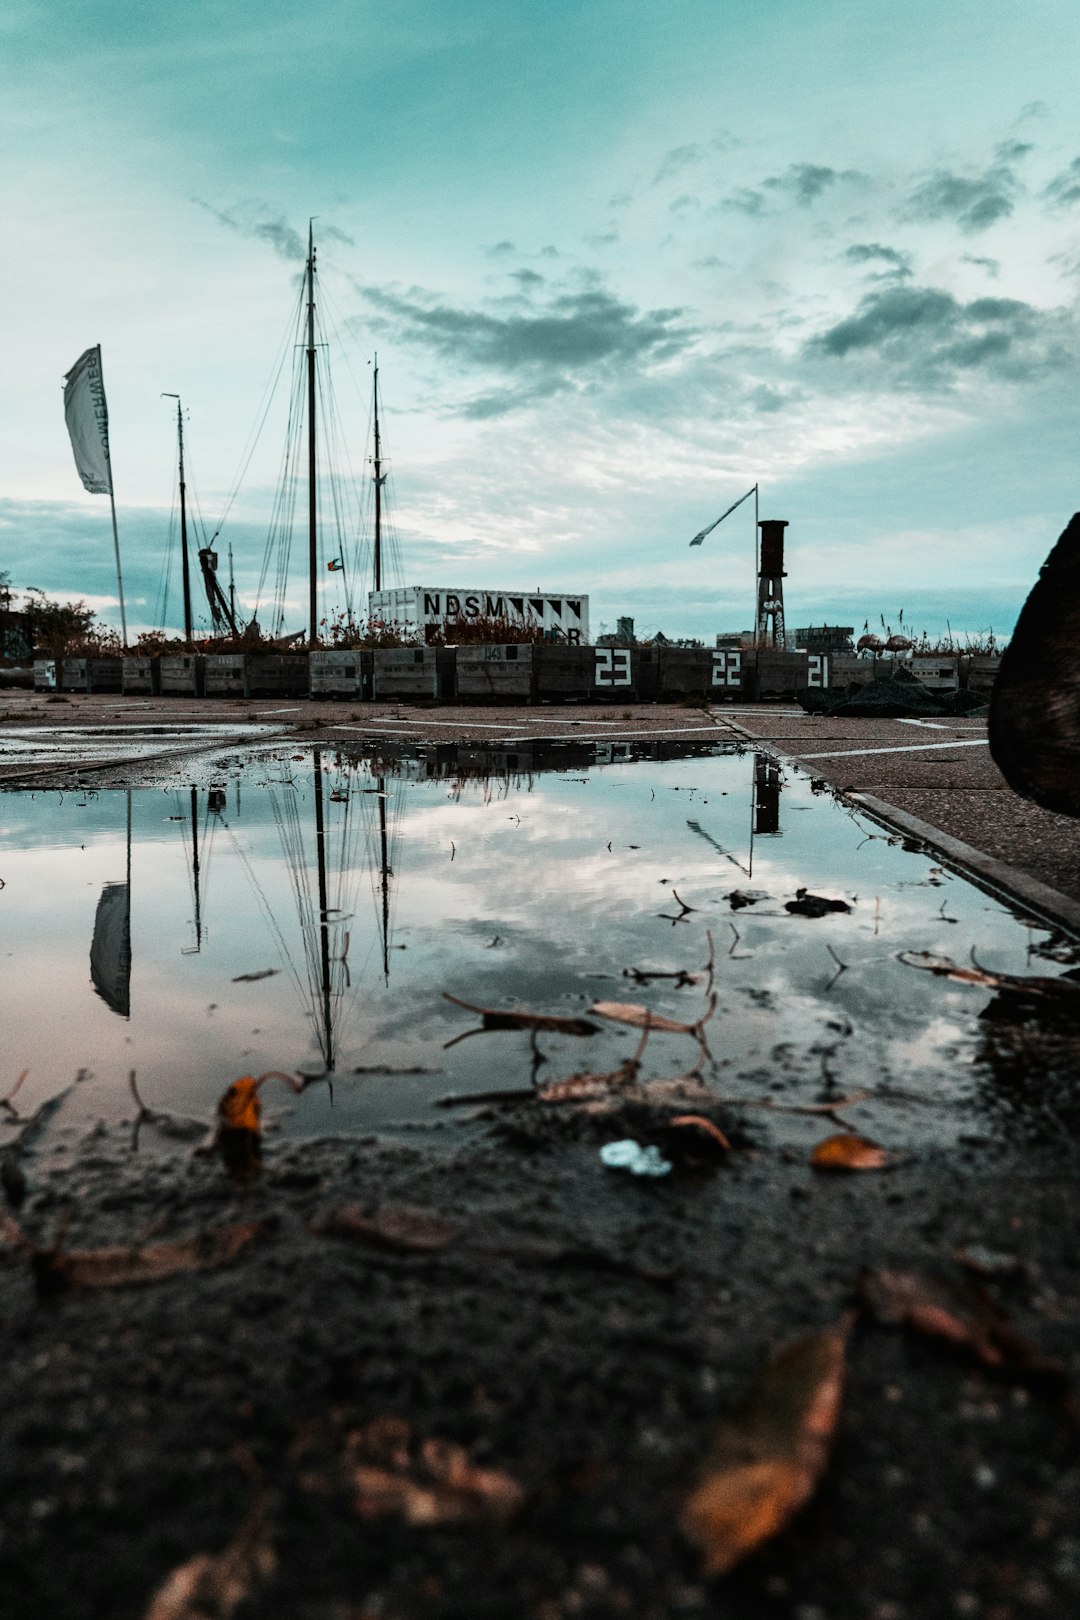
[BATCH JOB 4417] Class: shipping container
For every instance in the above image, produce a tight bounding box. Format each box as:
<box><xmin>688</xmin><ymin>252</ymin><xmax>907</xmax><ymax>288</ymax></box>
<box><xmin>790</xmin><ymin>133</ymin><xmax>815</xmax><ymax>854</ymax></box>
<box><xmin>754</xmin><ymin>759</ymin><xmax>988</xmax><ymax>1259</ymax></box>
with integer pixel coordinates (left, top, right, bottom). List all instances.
<box><xmin>205</xmin><ymin>654</ymin><xmax>247</xmax><ymax>697</ymax></box>
<box><xmin>32</xmin><ymin>658</ymin><xmax>57</xmax><ymax>691</ymax></box>
<box><xmin>531</xmin><ymin>644</ymin><xmax>658</xmax><ymax>702</ymax></box>
<box><xmin>455</xmin><ymin>643</ymin><xmax>534</xmax><ymax>701</ymax></box>
<box><xmin>245</xmin><ymin>654</ymin><xmax>310</xmax><ymax>698</ymax></box>
<box><xmin>657</xmin><ymin>646</ymin><xmax>749</xmax><ymax>700</ymax></box>
<box><xmin>368</xmin><ymin>586</ymin><xmax>589</xmax><ymax>644</ymax></box>
<box><xmin>60</xmin><ymin>657</ymin><xmax>122</xmax><ymax>693</ymax></box>
<box><xmin>160</xmin><ymin>654</ymin><xmax>206</xmax><ymax>696</ymax></box>
<box><xmin>310</xmin><ymin>650</ymin><xmax>373</xmax><ymax>699</ymax></box>
<box><xmin>372</xmin><ymin>647</ymin><xmax>455</xmax><ymax>700</ymax></box>
<box><xmin>910</xmin><ymin>655</ymin><xmax>960</xmax><ymax>692</ymax></box>
<box><xmin>121</xmin><ymin>656</ymin><xmax>160</xmax><ymax>695</ymax></box>
<box><xmin>754</xmin><ymin>649</ymin><xmax>810</xmax><ymax>698</ymax></box>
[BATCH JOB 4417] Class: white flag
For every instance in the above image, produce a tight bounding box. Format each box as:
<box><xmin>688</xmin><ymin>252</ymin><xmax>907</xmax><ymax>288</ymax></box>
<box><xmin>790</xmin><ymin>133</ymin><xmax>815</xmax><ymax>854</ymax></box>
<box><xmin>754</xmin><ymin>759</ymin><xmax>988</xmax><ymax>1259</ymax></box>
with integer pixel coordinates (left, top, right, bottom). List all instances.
<box><xmin>63</xmin><ymin>345</ymin><xmax>113</xmax><ymax>495</ymax></box>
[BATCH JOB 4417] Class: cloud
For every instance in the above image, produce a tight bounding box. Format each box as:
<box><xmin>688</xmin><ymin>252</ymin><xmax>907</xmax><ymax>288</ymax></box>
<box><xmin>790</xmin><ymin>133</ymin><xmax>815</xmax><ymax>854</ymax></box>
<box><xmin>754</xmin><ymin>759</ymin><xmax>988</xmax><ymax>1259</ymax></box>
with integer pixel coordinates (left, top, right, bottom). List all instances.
<box><xmin>962</xmin><ymin>254</ymin><xmax>1001</xmax><ymax>278</ymax></box>
<box><xmin>654</xmin><ymin>143</ymin><xmax>703</xmax><ymax>186</ymax></box>
<box><xmin>1045</xmin><ymin>156</ymin><xmax>1080</xmax><ymax>207</ymax></box>
<box><xmin>194</xmin><ymin>200</ymin><xmax>352</xmax><ymax>261</ymax></box>
<box><xmin>486</xmin><ymin>240</ymin><xmax>516</xmax><ymax>257</ymax></box>
<box><xmin>719</xmin><ymin>187</ymin><xmax>767</xmax><ymax>216</ymax></box>
<box><xmin>763</xmin><ymin>163</ymin><xmax>864</xmax><ymax>205</ymax></box>
<box><xmin>508</xmin><ymin>268</ymin><xmax>545</xmax><ymax>290</ymax></box>
<box><xmin>844</xmin><ymin>242</ymin><xmax>913</xmax><ymax>280</ymax></box>
<box><xmin>902</xmin><ymin>147</ymin><xmax>1026</xmax><ymax>232</ymax></box>
<box><xmin>361</xmin><ymin>282</ymin><xmax>693</xmax><ymax>413</ymax></box>
<box><xmin>808</xmin><ymin>283</ymin><xmax>1072</xmax><ymax>386</ymax></box>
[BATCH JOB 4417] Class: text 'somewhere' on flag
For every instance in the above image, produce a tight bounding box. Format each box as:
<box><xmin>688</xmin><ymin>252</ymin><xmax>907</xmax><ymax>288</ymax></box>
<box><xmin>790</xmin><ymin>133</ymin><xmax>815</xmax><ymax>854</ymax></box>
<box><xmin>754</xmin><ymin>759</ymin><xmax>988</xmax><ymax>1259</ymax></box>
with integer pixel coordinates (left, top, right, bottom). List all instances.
<box><xmin>63</xmin><ymin>345</ymin><xmax>113</xmax><ymax>495</ymax></box>
<box><xmin>90</xmin><ymin>881</ymin><xmax>131</xmax><ymax>1018</ymax></box>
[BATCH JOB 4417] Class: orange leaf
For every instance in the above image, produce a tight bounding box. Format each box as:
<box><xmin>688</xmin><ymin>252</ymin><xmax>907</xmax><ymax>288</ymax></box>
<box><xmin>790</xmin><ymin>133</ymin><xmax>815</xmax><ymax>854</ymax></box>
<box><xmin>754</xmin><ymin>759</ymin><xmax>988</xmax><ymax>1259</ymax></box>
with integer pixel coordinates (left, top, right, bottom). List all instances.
<box><xmin>342</xmin><ymin>1419</ymin><xmax>523</xmax><ymax>1526</ymax></box>
<box><xmin>219</xmin><ymin>1077</ymin><xmax>261</xmax><ymax>1133</ymax></box>
<box><xmin>859</xmin><ymin>1268</ymin><xmax>1068</xmax><ymax>1394</ymax></box>
<box><xmin>681</xmin><ymin>1322</ymin><xmax>848</xmax><ymax>1577</ymax></box>
<box><xmin>143</xmin><ymin>1499</ymin><xmax>274</xmax><ymax>1620</ymax></box>
<box><xmin>811</xmin><ymin>1133</ymin><xmax>891</xmax><ymax>1172</ymax></box>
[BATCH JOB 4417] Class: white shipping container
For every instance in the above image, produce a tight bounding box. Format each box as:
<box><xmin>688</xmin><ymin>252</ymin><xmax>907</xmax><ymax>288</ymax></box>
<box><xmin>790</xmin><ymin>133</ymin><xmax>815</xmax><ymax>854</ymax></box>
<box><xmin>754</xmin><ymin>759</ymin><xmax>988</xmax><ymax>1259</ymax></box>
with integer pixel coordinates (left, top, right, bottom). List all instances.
<box><xmin>368</xmin><ymin>586</ymin><xmax>589</xmax><ymax>644</ymax></box>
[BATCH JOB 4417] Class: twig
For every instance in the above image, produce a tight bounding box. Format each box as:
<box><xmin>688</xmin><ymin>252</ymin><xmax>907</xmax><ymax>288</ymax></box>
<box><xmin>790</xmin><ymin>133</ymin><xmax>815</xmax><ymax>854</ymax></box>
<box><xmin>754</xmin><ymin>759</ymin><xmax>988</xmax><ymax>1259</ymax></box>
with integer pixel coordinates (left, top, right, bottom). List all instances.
<box><xmin>1</xmin><ymin>1069</ymin><xmax>30</xmax><ymax>1118</ymax></box>
<box><xmin>703</xmin><ymin>928</ymin><xmax>716</xmax><ymax>990</ymax></box>
<box><xmin>728</xmin><ymin>922</ymin><xmax>750</xmax><ymax>960</ymax></box>
<box><xmin>658</xmin><ymin>889</ymin><xmax>698</xmax><ymax>926</ymax></box>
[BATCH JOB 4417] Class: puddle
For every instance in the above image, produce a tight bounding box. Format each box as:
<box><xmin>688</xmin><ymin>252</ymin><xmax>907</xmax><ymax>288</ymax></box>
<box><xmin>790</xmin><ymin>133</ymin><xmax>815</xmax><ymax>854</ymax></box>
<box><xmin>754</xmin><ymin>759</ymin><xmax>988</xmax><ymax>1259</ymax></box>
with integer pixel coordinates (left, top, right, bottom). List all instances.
<box><xmin>0</xmin><ymin>723</ymin><xmax>278</xmax><ymax>768</ymax></box>
<box><xmin>1</xmin><ymin>741</ymin><xmax>1074</xmax><ymax>1158</ymax></box>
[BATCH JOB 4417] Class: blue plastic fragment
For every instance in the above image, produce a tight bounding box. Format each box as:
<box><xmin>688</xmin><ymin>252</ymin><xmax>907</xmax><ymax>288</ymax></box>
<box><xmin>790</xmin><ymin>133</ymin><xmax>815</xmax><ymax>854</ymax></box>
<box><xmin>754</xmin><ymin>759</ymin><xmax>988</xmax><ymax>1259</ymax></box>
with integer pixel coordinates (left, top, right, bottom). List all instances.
<box><xmin>599</xmin><ymin>1138</ymin><xmax>673</xmax><ymax>1177</ymax></box>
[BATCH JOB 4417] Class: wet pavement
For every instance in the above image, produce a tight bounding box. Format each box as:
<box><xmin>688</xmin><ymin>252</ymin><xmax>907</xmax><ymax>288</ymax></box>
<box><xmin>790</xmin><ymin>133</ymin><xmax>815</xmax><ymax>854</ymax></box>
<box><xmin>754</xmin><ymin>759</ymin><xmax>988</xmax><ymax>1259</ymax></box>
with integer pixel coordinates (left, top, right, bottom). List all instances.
<box><xmin>5</xmin><ymin>703</ymin><xmax>1080</xmax><ymax>1619</ymax></box>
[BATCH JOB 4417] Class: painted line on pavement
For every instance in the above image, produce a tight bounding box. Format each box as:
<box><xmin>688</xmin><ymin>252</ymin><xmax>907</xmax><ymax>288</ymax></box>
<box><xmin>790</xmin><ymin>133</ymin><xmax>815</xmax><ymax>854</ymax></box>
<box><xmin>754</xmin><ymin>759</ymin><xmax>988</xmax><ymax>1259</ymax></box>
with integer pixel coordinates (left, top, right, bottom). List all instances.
<box><xmin>796</xmin><ymin>739</ymin><xmax>989</xmax><ymax>760</ymax></box>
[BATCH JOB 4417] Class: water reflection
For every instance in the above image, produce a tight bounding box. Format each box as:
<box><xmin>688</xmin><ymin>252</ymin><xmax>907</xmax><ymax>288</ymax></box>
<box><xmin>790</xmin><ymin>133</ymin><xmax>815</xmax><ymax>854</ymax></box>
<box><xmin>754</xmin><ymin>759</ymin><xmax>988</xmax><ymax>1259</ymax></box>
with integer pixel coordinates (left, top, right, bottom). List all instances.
<box><xmin>0</xmin><ymin>740</ymin><xmax>1072</xmax><ymax>1147</ymax></box>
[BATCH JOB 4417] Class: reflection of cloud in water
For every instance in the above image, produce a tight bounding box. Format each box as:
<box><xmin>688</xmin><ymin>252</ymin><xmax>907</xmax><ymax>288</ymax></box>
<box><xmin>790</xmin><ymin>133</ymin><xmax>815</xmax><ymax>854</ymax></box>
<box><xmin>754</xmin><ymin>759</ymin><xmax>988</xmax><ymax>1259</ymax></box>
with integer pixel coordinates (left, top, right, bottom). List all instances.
<box><xmin>0</xmin><ymin>748</ymin><xmax>1068</xmax><ymax>1147</ymax></box>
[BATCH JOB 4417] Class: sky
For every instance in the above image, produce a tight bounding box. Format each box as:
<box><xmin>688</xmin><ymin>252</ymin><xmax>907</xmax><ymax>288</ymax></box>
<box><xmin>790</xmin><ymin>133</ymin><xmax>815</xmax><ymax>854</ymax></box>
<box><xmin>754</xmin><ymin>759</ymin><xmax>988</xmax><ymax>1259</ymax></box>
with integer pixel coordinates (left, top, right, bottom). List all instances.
<box><xmin>3</xmin><ymin>0</ymin><xmax>1080</xmax><ymax>643</ymax></box>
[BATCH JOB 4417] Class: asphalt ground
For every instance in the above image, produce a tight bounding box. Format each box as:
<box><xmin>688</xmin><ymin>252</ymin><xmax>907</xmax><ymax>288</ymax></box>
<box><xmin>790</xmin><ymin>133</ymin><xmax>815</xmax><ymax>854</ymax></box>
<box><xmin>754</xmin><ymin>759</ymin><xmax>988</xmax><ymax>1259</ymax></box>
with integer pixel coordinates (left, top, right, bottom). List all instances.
<box><xmin>3</xmin><ymin>689</ymin><xmax>1080</xmax><ymax>926</ymax></box>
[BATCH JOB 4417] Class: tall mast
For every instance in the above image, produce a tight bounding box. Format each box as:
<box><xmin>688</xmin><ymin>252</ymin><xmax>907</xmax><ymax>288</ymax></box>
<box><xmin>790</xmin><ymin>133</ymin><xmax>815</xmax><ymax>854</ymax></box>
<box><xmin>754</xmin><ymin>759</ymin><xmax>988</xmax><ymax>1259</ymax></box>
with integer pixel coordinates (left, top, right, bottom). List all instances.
<box><xmin>163</xmin><ymin>393</ymin><xmax>192</xmax><ymax>640</ymax></box>
<box><xmin>306</xmin><ymin>222</ymin><xmax>318</xmax><ymax>645</ymax></box>
<box><xmin>378</xmin><ymin>774</ymin><xmax>390</xmax><ymax>985</ymax></box>
<box><xmin>373</xmin><ymin>354</ymin><xmax>382</xmax><ymax>594</ymax></box>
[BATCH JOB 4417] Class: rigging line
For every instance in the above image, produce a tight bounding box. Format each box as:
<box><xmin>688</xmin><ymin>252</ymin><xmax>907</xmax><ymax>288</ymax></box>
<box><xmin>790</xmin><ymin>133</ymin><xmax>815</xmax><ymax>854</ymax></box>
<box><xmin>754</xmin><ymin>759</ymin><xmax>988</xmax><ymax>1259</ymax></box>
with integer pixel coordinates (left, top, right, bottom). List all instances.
<box><xmin>319</xmin><ymin>279</ymin><xmax>382</xmax><ymax>413</ymax></box>
<box><xmin>256</xmin><ymin>346</ymin><xmax>306</xmax><ymax>626</ymax></box>
<box><xmin>223</xmin><ymin>824</ymin><xmax>309</xmax><ymax>1012</ymax></box>
<box><xmin>213</xmin><ymin>276</ymin><xmax>306</xmax><ymax>541</ymax></box>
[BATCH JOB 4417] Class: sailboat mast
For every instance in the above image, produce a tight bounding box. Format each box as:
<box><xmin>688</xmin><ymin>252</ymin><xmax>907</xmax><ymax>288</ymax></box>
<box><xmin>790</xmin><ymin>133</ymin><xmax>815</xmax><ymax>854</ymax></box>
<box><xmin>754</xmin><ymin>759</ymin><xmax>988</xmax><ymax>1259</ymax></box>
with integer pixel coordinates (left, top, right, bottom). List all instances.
<box><xmin>373</xmin><ymin>355</ymin><xmax>382</xmax><ymax>594</ymax></box>
<box><xmin>163</xmin><ymin>393</ymin><xmax>193</xmax><ymax>640</ymax></box>
<box><xmin>306</xmin><ymin>223</ymin><xmax>318</xmax><ymax>645</ymax></box>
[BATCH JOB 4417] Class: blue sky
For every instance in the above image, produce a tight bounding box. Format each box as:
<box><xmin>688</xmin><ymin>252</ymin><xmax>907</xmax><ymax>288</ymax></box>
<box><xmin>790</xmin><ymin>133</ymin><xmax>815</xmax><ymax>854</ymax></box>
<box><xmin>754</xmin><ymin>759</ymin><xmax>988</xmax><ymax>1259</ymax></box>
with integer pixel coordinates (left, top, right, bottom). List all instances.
<box><xmin>4</xmin><ymin>0</ymin><xmax>1080</xmax><ymax>641</ymax></box>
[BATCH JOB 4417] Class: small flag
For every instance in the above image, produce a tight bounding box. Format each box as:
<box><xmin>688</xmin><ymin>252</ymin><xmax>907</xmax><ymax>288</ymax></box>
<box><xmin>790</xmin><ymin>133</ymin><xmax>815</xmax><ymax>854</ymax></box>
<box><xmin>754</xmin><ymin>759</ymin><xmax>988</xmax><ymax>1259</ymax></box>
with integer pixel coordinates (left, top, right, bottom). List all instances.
<box><xmin>327</xmin><ymin>557</ymin><xmax>343</xmax><ymax>572</ymax></box>
<box><xmin>689</xmin><ymin>484</ymin><xmax>756</xmax><ymax>547</ymax></box>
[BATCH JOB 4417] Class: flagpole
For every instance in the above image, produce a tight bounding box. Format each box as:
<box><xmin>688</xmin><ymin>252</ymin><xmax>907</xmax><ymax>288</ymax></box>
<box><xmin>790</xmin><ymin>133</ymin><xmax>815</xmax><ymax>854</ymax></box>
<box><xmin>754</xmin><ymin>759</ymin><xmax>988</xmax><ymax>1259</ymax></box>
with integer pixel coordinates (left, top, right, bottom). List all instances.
<box><xmin>754</xmin><ymin>483</ymin><xmax>759</xmax><ymax>646</ymax></box>
<box><xmin>109</xmin><ymin>484</ymin><xmax>128</xmax><ymax>648</ymax></box>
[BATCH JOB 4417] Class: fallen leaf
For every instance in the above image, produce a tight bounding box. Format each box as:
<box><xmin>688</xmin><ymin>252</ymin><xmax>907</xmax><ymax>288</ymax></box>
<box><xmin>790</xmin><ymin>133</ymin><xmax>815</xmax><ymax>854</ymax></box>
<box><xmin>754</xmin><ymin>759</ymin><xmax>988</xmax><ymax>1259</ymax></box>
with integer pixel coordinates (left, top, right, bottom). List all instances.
<box><xmin>858</xmin><ymin>1267</ymin><xmax>1068</xmax><ymax>1394</ymax></box>
<box><xmin>811</xmin><ymin>1133</ymin><xmax>891</xmax><ymax>1172</ymax></box>
<box><xmin>589</xmin><ymin>1001</ymin><xmax>700</xmax><ymax>1034</ymax></box>
<box><xmin>443</xmin><ymin>992</ymin><xmax>598</xmax><ymax>1039</ymax></box>
<box><xmin>231</xmin><ymin>969</ymin><xmax>280</xmax><ymax>983</ymax></box>
<box><xmin>538</xmin><ymin>1060</ymin><xmax>640</xmax><ymax>1102</ymax></box>
<box><xmin>6</xmin><ymin>1218</ymin><xmax>264</xmax><ymax>1293</ymax></box>
<box><xmin>898</xmin><ymin>951</ymin><xmax>1077</xmax><ymax>997</ymax></box>
<box><xmin>664</xmin><ymin>1114</ymin><xmax>732</xmax><ymax>1164</ymax></box>
<box><xmin>785</xmin><ymin>889</ymin><xmax>852</xmax><ymax>918</ymax></box>
<box><xmin>218</xmin><ymin>1077</ymin><xmax>262</xmax><ymax>1133</ymax></box>
<box><xmin>314</xmin><ymin>1203</ymin><xmax>458</xmax><ymax>1253</ymax></box>
<box><xmin>681</xmin><ymin>1321</ymin><xmax>849</xmax><ymax>1576</ymax></box>
<box><xmin>144</xmin><ymin>1499</ymin><xmax>275</xmax><ymax>1620</ymax></box>
<box><xmin>345</xmin><ymin>1418</ymin><xmax>523</xmax><ymax>1526</ymax></box>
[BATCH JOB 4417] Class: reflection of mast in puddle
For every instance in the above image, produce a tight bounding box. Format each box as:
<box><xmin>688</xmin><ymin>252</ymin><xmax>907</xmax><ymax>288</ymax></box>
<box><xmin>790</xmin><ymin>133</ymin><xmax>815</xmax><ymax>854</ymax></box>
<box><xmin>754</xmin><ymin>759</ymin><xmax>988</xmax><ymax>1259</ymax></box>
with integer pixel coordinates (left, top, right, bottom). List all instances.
<box><xmin>312</xmin><ymin>750</ymin><xmax>334</xmax><ymax>1070</ymax></box>
<box><xmin>377</xmin><ymin>775</ymin><xmax>391</xmax><ymax>984</ymax></box>
<box><xmin>90</xmin><ymin>789</ymin><xmax>132</xmax><ymax>1018</ymax></box>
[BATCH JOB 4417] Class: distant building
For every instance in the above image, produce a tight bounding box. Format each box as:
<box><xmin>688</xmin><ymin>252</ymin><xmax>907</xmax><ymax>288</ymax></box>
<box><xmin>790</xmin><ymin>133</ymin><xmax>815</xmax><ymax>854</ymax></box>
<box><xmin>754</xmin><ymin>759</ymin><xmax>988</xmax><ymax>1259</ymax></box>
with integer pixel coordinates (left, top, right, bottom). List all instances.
<box><xmin>715</xmin><ymin>631</ymin><xmax>754</xmax><ymax>649</ymax></box>
<box><xmin>793</xmin><ymin>625</ymin><xmax>854</xmax><ymax>654</ymax></box>
<box><xmin>369</xmin><ymin>587</ymin><xmax>589</xmax><ymax>644</ymax></box>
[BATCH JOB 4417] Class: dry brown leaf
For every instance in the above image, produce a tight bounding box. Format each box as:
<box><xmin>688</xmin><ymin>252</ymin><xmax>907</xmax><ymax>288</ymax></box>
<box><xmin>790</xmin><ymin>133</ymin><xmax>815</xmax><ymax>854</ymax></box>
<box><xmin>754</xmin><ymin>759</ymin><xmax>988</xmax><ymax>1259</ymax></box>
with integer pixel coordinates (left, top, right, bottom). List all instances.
<box><xmin>898</xmin><ymin>951</ymin><xmax>1078</xmax><ymax>997</ymax></box>
<box><xmin>859</xmin><ymin>1267</ymin><xmax>1068</xmax><ymax>1394</ymax></box>
<box><xmin>681</xmin><ymin>1321</ymin><xmax>849</xmax><ymax>1577</ymax></box>
<box><xmin>811</xmin><ymin>1133</ymin><xmax>891</xmax><ymax>1172</ymax></box>
<box><xmin>664</xmin><ymin>1115</ymin><xmax>732</xmax><ymax>1163</ymax></box>
<box><xmin>589</xmin><ymin>1001</ymin><xmax>699</xmax><ymax>1034</ymax></box>
<box><xmin>315</xmin><ymin>1203</ymin><xmax>458</xmax><ymax>1254</ymax></box>
<box><xmin>538</xmin><ymin>1060</ymin><xmax>640</xmax><ymax>1102</ymax></box>
<box><xmin>443</xmin><ymin>992</ymin><xmax>598</xmax><ymax>1038</ymax></box>
<box><xmin>345</xmin><ymin>1417</ymin><xmax>523</xmax><ymax>1526</ymax></box>
<box><xmin>143</xmin><ymin>1500</ymin><xmax>274</xmax><ymax>1620</ymax></box>
<box><xmin>16</xmin><ymin>1219</ymin><xmax>264</xmax><ymax>1292</ymax></box>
